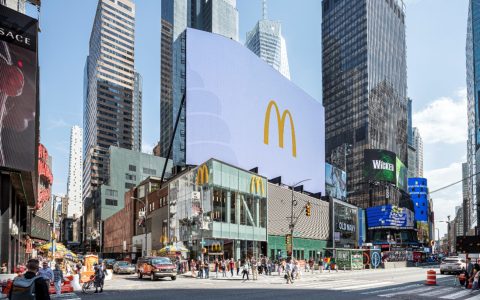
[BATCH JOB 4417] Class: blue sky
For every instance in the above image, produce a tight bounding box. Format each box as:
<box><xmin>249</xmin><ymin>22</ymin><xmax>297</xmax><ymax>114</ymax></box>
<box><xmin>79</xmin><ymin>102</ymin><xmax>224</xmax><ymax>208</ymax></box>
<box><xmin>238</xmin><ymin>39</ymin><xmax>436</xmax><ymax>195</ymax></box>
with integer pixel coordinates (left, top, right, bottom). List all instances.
<box><xmin>37</xmin><ymin>0</ymin><xmax>468</xmax><ymax>237</ymax></box>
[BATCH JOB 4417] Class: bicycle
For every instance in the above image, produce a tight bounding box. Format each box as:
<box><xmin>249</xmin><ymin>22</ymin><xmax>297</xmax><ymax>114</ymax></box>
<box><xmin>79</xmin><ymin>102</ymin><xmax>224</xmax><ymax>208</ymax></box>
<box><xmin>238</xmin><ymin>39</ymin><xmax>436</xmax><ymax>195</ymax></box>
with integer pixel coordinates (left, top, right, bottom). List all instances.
<box><xmin>82</xmin><ymin>275</ymin><xmax>96</xmax><ymax>294</ymax></box>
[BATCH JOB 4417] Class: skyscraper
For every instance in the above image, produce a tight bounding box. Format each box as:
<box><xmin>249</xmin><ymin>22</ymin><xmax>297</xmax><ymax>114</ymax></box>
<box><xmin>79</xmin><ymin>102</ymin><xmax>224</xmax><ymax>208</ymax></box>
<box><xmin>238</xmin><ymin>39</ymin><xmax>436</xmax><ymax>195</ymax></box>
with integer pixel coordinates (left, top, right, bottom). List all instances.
<box><xmin>83</xmin><ymin>0</ymin><xmax>137</xmax><ymax>217</ymax></box>
<box><xmin>159</xmin><ymin>0</ymin><xmax>239</xmax><ymax>164</ymax></box>
<box><xmin>67</xmin><ymin>126</ymin><xmax>83</xmax><ymax>218</ymax></box>
<box><xmin>412</xmin><ymin>127</ymin><xmax>423</xmax><ymax>177</ymax></box>
<box><xmin>133</xmin><ymin>72</ymin><xmax>142</xmax><ymax>152</ymax></box>
<box><xmin>463</xmin><ymin>162</ymin><xmax>471</xmax><ymax>235</ymax></box>
<box><xmin>466</xmin><ymin>0</ymin><xmax>479</xmax><ymax>232</ymax></box>
<box><xmin>322</xmin><ymin>0</ymin><xmax>407</xmax><ymax>208</ymax></box>
<box><xmin>0</xmin><ymin>0</ymin><xmax>25</xmax><ymax>13</ymax></box>
<box><xmin>245</xmin><ymin>0</ymin><xmax>290</xmax><ymax>79</ymax></box>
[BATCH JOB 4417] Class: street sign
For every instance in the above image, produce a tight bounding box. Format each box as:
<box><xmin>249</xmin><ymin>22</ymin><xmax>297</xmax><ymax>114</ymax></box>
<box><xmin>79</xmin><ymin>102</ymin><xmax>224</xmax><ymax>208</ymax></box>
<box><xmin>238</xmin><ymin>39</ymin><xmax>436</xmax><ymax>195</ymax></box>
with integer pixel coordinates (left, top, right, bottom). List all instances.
<box><xmin>371</xmin><ymin>251</ymin><xmax>381</xmax><ymax>268</ymax></box>
<box><xmin>192</xmin><ymin>191</ymin><xmax>201</xmax><ymax>200</ymax></box>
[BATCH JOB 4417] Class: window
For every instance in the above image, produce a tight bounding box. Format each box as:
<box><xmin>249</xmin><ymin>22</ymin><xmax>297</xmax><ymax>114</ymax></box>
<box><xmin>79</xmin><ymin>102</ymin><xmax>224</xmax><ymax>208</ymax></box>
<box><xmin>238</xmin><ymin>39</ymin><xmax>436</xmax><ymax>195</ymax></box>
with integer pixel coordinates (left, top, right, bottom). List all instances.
<box><xmin>230</xmin><ymin>192</ymin><xmax>236</xmax><ymax>224</ymax></box>
<box><xmin>143</xmin><ymin>168</ymin><xmax>156</xmax><ymax>175</ymax></box>
<box><xmin>106</xmin><ymin>199</ymin><xmax>118</xmax><ymax>206</ymax></box>
<box><xmin>125</xmin><ymin>173</ymin><xmax>136</xmax><ymax>181</ymax></box>
<box><xmin>105</xmin><ymin>189</ymin><xmax>118</xmax><ymax>197</ymax></box>
<box><xmin>118</xmin><ymin>1</ymin><xmax>132</xmax><ymax>11</ymax></box>
<box><xmin>212</xmin><ymin>189</ymin><xmax>227</xmax><ymax>223</ymax></box>
<box><xmin>125</xmin><ymin>182</ymin><xmax>136</xmax><ymax>189</ymax></box>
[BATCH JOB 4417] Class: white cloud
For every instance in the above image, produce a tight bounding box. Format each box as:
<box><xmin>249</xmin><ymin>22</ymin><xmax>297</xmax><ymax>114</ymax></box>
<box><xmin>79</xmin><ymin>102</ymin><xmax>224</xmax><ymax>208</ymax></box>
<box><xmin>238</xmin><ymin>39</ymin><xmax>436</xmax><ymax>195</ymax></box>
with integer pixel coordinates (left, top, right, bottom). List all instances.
<box><xmin>142</xmin><ymin>142</ymin><xmax>154</xmax><ymax>154</ymax></box>
<box><xmin>425</xmin><ymin>161</ymin><xmax>463</xmax><ymax>238</ymax></box>
<box><xmin>413</xmin><ymin>90</ymin><xmax>467</xmax><ymax>144</ymax></box>
<box><xmin>47</xmin><ymin>118</ymin><xmax>70</xmax><ymax>130</ymax></box>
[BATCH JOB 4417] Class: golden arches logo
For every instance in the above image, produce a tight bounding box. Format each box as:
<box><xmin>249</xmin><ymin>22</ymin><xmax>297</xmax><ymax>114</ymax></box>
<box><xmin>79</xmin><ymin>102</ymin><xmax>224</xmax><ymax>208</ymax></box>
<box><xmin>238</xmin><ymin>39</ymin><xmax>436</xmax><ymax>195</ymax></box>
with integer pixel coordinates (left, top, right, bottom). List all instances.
<box><xmin>196</xmin><ymin>164</ymin><xmax>209</xmax><ymax>185</ymax></box>
<box><xmin>250</xmin><ymin>176</ymin><xmax>265</xmax><ymax>196</ymax></box>
<box><xmin>263</xmin><ymin>100</ymin><xmax>297</xmax><ymax>157</ymax></box>
<box><xmin>210</xmin><ymin>242</ymin><xmax>222</xmax><ymax>252</ymax></box>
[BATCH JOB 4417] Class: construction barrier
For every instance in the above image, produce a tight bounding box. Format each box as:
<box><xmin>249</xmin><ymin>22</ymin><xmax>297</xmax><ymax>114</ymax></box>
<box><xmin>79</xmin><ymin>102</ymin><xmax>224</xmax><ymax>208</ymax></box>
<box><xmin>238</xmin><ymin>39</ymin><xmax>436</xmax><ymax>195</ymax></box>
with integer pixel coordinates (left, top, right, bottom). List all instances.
<box><xmin>425</xmin><ymin>269</ymin><xmax>437</xmax><ymax>285</ymax></box>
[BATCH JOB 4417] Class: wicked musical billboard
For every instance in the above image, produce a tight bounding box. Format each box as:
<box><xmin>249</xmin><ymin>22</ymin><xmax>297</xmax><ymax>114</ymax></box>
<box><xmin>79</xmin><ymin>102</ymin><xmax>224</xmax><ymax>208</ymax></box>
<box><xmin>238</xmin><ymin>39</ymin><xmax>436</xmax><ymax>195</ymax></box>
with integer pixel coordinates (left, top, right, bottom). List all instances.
<box><xmin>0</xmin><ymin>6</ymin><xmax>38</xmax><ymax>171</ymax></box>
<box><xmin>363</xmin><ymin>150</ymin><xmax>396</xmax><ymax>184</ymax></box>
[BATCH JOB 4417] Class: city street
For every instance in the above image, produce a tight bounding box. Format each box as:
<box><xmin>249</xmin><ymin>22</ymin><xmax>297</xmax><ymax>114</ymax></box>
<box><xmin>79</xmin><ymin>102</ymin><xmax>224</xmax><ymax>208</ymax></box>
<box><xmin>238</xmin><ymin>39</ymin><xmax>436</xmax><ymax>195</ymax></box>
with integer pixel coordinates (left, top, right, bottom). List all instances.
<box><xmin>52</xmin><ymin>267</ymin><xmax>480</xmax><ymax>300</ymax></box>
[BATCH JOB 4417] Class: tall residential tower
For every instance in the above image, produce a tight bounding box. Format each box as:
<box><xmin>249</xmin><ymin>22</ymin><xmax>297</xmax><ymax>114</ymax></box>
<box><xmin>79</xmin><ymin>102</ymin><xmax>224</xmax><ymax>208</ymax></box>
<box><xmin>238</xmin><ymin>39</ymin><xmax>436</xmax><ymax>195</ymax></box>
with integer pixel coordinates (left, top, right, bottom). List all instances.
<box><xmin>159</xmin><ymin>0</ymin><xmax>239</xmax><ymax>164</ymax></box>
<box><xmin>67</xmin><ymin>126</ymin><xmax>83</xmax><ymax>218</ymax></box>
<box><xmin>322</xmin><ymin>0</ymin><xmax>408</xmax><ymax>208</ymax></box>
<box><xmin>83</xmin><ymin>0</ymin><xmax>138</xmax><ymax>226</ymax></box>
<box><xmin>246</xmin><ymin>0</ymin><xmax>290</xmax><ymax>79</ymax></box>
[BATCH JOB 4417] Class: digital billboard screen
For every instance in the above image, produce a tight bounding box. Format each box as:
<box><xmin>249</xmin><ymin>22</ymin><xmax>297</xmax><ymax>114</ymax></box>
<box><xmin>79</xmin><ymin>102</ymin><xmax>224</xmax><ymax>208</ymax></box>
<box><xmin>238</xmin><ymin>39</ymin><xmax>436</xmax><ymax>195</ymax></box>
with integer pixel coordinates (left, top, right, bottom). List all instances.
<box><xmin>326</xmin><ymin>163</ymin><xmax>346</xmax><ymax>201</ymax></box>
<box><xmin>364</xmin><ymin>149</ymin><xmax>396</xmax><ymax>184</ymax></box>
<box><xmin>0</xmin><ymin>6</ymin><xmax>38</xmax><ymax>171</ymax></box>
<box><xmin>185</xmin><ymin>28</ymin><xmax>325</xmax><ymax>193</ymax></box>
<box><xmin>366</xmin><ymin>205</ymin><xmax>414</xmax><ymax>229</ymax></box>
<box><xmin>396</xmin><ymin>157</ymin><xmax>407</xmax><ymax>191</ymax></box>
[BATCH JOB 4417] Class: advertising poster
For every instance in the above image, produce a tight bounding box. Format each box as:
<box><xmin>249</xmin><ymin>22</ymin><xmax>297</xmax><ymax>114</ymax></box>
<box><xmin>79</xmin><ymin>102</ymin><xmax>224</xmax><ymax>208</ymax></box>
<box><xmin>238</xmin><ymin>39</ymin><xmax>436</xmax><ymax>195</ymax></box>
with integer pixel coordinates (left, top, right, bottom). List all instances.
<box><xmin>185</xmin><ymin>28</ymin><xmax>325</xmax><ymax>193</ymax></box>
<box><xmin>366</xmin><ymin>205</ymin><xmax>415</xmax><ymax>229</ymax></box>
<box><xmin>417</xmin><ymin>221</ymin><xmax>429</xmax><ymax>244</ymax></box>
<box><xmin>363</xmin><ymin>150</ymin><xmax>396</xmax><ymax>184</ymax></box>
<box><xmin>325</xmin><ymin>163</ymin><xmax>347</xmax><ymax>201</ymax></box>
<box><xmin>0</xmin><ymin>6</ymin><xmax>38</xmax><ymax>171</ymax></box>
<box><xmin>396</xmin><ymin>157</ymin><xmax>407</xmax><ymax>191</ymax></box>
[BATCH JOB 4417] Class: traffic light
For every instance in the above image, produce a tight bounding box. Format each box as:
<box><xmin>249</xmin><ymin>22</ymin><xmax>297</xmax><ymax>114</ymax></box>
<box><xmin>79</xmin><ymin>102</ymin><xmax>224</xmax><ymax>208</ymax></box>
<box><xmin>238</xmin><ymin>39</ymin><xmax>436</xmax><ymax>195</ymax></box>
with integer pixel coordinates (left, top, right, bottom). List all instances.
<box><xmin>285</xmin><ymin>234</ymin><xmax>292</xmax><ymax>245</ymax></box>
<box><xmin>305</xmin><ymin>202</ymin><xmax>311</xmax><ymax>217</ymax></box>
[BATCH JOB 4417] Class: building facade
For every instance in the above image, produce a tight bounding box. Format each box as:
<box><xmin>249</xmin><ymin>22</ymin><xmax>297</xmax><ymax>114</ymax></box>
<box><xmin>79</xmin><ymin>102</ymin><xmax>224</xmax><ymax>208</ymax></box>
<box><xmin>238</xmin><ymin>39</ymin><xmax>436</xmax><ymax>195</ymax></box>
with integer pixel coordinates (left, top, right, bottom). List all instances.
<box><xmin>67</xmin><ymin>126</ymin><xmax>83</xmax><ymax>218</ymax></box>
<box><xmin>159</xmin><ymin>0</ymin><xmax>239</xmax><ymax>165</ymax></box>
<box><xmin>267</xmin><ymin>183</ymin><xmax>329</xmax><ymax>260</ymax></box>
<box><xmin>83</xmin><ymin>0</ymin><xmax>138</xmax><ymax>206</ymax></box>
<box><xmin>322</xmin><ymin>0</ymin><xmax>408</xmax><ymax>208</ymax></box>
<box><xmin>0</xmin><ymin>0</ymin><xmax>25</xmax><ymax>13</ymax></box>
<box><xmin>462</xmin><ymin>162</ymin><xmax>471</xmax><ymax>235</ymax></box>
<box><xmin>412</xmin><ymin>128</ymin><xmax>423</xmax><ymax>177</ymax></box>
<box><xmin>245</xmin><ymin>1</ymin><xmax>290</xmax><ymax>79</ymax></box>
<box><xmin>466</xmin><ymin>0</ymin><xmax>479</xmax><ymax>232</ymax></box>
<box><xmin>133</xmin><ymin>72</ymin><xmax>142</xmax><ymax>152</ymax></box>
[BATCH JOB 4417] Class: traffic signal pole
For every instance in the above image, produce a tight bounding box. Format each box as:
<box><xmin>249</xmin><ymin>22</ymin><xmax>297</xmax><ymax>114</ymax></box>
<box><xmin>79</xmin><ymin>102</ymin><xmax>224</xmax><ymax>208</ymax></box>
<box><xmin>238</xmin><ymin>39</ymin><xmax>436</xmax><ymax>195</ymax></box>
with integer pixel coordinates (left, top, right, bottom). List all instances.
<box><xmin>288</xmin><ymin>179</ymin><xmax>311</xmax><ymax>258</ymax></box>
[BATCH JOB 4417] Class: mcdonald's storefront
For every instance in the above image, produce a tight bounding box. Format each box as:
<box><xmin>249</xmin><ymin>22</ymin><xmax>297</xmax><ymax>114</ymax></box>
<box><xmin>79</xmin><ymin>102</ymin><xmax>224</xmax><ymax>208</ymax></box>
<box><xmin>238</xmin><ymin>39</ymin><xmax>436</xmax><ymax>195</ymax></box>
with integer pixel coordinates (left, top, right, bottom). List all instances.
<box><xmin>168</xmin><ymin>159</ymin><xmax>268</xmax><ymax>260</ymax></box>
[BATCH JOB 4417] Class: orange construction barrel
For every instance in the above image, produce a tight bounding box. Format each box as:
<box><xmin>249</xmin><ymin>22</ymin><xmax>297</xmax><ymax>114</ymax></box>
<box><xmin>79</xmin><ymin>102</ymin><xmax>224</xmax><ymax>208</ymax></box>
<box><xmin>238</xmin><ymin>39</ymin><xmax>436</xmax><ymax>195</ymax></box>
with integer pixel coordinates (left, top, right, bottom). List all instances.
<box><xmin>425</xmin><ymin>269</ymin><xmax>437</xmax><ymax>285</ymax></box>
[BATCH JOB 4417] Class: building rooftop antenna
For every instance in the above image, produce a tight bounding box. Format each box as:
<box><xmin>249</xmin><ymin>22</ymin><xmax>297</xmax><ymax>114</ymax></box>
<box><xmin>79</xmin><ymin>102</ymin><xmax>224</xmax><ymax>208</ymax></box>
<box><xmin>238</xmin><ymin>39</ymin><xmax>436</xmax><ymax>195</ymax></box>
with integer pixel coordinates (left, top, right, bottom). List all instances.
<box><xmin>262</xmin><ymin>0</ymin><xmax>267</xmax><ymax>20</ymax></box>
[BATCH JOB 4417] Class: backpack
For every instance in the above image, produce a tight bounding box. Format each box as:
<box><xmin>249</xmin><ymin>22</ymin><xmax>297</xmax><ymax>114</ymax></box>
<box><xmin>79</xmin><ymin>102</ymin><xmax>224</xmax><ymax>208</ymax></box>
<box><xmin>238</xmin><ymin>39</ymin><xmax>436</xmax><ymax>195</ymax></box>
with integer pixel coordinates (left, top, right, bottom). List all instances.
<box><xmin>10</xmin><ymin>275</ymin><xmax>41</xmax><ymax>300</ymax></box>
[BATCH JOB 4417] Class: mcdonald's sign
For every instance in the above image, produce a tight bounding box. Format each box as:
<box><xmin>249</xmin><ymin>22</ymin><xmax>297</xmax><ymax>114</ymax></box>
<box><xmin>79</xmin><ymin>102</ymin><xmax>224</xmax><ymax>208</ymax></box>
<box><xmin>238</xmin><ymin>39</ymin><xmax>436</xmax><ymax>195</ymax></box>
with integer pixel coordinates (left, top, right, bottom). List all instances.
<box><xmin>250</xmin><ymin>176</ymin><xmax>265</xmax><ymax>196</ymax></box>
<box><xmin>264</xmin><ymin>100</ymin><xmax>297</xmax><ymax>157</ymax></box>
<box><xmin>196</xmin><ymin>164</ymin><xmax>209</xmax><ymax>185</ymax></box>
<box><xmin>209</xmin><ymin>241</ymin><xmax>223</xmax><ymax>254</ymax></box>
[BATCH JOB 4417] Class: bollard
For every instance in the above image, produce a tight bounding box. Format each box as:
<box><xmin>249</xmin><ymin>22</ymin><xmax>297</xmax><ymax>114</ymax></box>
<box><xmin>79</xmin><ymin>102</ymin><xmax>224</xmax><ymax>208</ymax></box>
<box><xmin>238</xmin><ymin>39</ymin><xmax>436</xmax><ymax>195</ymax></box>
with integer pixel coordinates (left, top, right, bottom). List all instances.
<box><xmin>425</xmin><ymin>269</ymin><xmax>437</xmax><ymax>285</ymax></box>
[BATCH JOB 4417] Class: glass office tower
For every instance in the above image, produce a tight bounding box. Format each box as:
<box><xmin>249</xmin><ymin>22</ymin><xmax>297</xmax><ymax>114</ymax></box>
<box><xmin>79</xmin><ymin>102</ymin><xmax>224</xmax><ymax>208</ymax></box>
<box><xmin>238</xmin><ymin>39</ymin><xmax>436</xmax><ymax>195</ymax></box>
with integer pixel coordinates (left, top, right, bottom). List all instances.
<box><xmin>322</xmin><ymin>0</ymin><xmax>407</xmax><ymax>208</ymax></box>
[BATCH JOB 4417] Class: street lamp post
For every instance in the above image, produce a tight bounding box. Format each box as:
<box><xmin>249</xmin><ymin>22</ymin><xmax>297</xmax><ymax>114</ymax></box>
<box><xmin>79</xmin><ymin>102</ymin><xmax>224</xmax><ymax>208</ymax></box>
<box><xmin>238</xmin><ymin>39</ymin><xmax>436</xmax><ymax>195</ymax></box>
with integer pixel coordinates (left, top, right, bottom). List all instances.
<box><xmin>288</xmin><ymin>179</ymin><xmax>311</xmax><ymax>258</ymax></box>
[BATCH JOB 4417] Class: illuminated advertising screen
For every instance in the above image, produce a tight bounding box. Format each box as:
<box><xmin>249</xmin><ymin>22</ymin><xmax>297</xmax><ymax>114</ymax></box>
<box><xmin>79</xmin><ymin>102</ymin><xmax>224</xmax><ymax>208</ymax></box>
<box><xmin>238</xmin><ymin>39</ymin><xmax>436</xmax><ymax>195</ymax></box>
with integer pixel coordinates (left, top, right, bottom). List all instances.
<box><xmin>366</xmin><ymin>205</ymin><xmax>414</xmax><ymax>229</ymax></box>
<box><xmin>185</xmin><ymin>28</ymin><xmax>325</xmax><ymax>193</ymax></box>
<box><xmin>325</xmin><ymin>163</ymin><xmax>347</xmax><ymax>201</ymax></box>
<box><xmin>0</xmin><ymin>6</ymin><xmax>38</xmax><ymax>171</ymax></box>
<box><xmin>363</xmin><ymin>150</ymin><xmax>396</xmax><ymax>184</ymax></box>
<box><xmin>396</xmin><ymin>157</ymin><xmax>407</xmax><ymax>191</ymax></box>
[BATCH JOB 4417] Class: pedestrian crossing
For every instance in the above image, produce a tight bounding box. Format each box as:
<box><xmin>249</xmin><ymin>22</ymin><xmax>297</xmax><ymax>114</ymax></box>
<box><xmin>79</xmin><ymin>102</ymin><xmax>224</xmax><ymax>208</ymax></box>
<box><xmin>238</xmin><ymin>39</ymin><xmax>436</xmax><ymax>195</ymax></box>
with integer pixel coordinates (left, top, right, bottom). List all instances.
<box><xmin>267</xmin><ymin>277</ymin><xmax>480</xmax><ymax>299</ymax></box>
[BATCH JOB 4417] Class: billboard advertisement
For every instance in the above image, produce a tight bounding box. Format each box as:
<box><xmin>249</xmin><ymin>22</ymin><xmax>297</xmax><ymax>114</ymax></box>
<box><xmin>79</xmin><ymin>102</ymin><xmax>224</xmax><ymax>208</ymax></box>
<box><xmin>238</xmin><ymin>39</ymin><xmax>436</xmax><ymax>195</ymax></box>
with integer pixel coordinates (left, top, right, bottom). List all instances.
<box><xmin>0</xmin><ymin>6</ymin><xmax>38</xmax><ymax>171</ymax></box>
<box><xmin>396</xmin><ymin>158</ymin><xmax>407</xmax><ymax>191</ymax></box>
<box><xmin>366</xmin><ymin>205</ymin><xmax>414</xmax><ymax>229</ymax></box>
<box><xmin>325</xmin><ymin>163</ymin><xmax>346</xmax><ymax>201</ymax></box>
<box><xmin>417</xmin><ymin>221</ymin><xmax>429</xmax><ymax>244</ymax></box>
<box><xmin>185</xmin><ymin>28</ymin><xmax>325</xmax><ymax>193</ymax></box>
<box><xmin>363</xmin><ymin>150</ymin><xmax>396</xmax><ymax>184</ymax></box>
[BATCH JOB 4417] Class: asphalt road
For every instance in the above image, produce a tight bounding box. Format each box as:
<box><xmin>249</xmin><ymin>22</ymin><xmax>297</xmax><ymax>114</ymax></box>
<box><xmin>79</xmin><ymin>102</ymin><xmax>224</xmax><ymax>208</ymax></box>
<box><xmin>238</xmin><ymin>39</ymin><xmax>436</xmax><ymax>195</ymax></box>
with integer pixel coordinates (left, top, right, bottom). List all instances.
<box><xmin>52</xmin><ymin>267</ymin><xmax>480</xmax><ymax>300</ymax></box>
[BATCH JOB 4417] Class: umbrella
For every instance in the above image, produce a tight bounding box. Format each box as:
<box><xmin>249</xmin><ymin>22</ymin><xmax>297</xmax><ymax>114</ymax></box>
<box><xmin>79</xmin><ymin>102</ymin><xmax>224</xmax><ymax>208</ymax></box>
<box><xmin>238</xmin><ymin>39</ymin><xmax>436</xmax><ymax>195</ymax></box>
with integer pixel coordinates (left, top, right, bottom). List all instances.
<box><xmin>159</xmin><ymin>244</ymin><xmax>189</xmax><ymax>255</ymax></box>
<box><xmin>39</xmin><ymin>242</ymin><xmax>67</xmax><ymax>252</ymax></box>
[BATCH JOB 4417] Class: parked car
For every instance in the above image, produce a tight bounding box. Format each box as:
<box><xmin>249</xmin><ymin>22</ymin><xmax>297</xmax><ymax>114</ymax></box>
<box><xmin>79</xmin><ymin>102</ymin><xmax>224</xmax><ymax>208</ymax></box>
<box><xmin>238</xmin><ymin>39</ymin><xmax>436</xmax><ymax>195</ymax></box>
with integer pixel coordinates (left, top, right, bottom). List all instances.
<box><xmin>136</xmin><ymin>256</ymin><xmax>177</xmax><ymax>281</ymax></box>
<box><xmin>440</xmin><ymin>256</ymin><xmax>466</xmax><ymax>274</ymax></box>
<box><xmin>113</xmin><ymin>261</ymin><xmax>135</xmax><ymax>274</ymax></box>
<box><xmin>104</xmin><ymin>259</ymin><xmax>116</xmax><ymax>269</ymax></box>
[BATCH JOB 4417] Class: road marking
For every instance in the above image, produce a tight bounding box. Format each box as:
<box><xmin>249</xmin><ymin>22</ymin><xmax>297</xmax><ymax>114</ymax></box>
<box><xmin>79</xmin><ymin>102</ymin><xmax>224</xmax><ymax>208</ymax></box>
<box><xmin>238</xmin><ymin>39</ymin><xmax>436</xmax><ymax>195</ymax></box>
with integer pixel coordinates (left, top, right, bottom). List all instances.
<box><xmin>336</xmin><ymin>281</ymin><xmax>396</xmax><ymax>291</ymax></box>
<box><xmin>379</xmin><ymin>286</ymin><xmax>434</xmax><ymax>298</ymax></box>
<box><xmin>418</xmin><ymin>287</ymin><xmax>457</xmax><ymax>296</ymax></box>
<box><xmin>361</xmin><ymin>284</ymin><xmax>420</xmax><ymax>295</ymax></box>
<box><xmin>440</xmin><ymin>290</ymin><xmax>474</xmax><ymax>299</ymax></box>
<box><xmin>464</xmin><ymin>291</ymin><xmax>480</xmax><ymax>300</ymax></box>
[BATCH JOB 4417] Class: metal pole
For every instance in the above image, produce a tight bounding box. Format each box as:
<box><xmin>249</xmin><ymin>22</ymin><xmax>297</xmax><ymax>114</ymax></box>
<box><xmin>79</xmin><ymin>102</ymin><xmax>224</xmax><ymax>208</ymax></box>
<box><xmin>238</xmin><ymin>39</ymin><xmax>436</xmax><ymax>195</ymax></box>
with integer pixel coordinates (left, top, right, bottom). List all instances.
<box><xmin>52</xmin><ymin>195</ymin><xmax>56</xmax><ymax>265</ymax></box>
<box><xmin>145</xmin><ymin>182</ymin><xmax>150</xmax><ymax>256</ymax></box>
<box><xmin>290</xmin><ymin>187</ymin><xmax>294</xmax><ymax>258</ymax></box>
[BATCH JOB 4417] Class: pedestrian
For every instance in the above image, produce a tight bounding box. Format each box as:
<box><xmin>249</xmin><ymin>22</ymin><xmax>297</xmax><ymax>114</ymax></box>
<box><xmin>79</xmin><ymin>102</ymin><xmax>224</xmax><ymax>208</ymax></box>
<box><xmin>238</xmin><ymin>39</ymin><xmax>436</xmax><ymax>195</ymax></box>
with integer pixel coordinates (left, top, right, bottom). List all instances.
<box><xmin>294</xmin><ymin>260</ymin><xmax>300</xmax><ymax>280</ymax></box>
<box><xmin>204</xmin><ymin>259</ymin><xmax>210</xmax><ymax>279</ymax></box>
<box><xmin>53</xmin><ymin>263</ymin><xmax>64</xmax><ymax>295</ymax></box>
<box><xmin>221</xmin><ymin>259</ymin><xmax>227</xmax><ymax>278</ymax></box>
<box><xmin>309</xmin><ymin>258</ymin><xmax>315</xmax><ymax>273</ymax></box>
<box><xmin>466</xmin><ymin>258</ymin><xmax>474</xmax><ymax>289</ymax></box>
<box><xmin>242</xmin><ymin>260</ymin><xmax>250</xmax><ymax>281</ymax></box>
<box><xmin>236</xmin><ymin>259</ymin><xmax>241</xmax><ymax>276</ymax></box>
<box><xmin>38</xmin><ymin>261</ymin><xmax>54</xmax><ymax>288</ymax></box>
<box><xmin>251</xmin><ymin>258</ymin><xmax>258</xmax><ymax>280</ymax></box>
<box><xmin>0</xmin><ymin>262</ymin><xmax>7</xmax><ymax>274</ymax></box>
<box><xmin>471</xmin><ymin>265</ymin><xmax>480</xmax><ymax>292</ymax></box>
<box><xmin>319</xmin><ymin>257</ymin><xmax>323</xmax><ymax>273</ymax></box>
<box><xmin>94</xmin><ymin>264</ymin><xmax>104</xmax><ymax>293</ymax></box>
<box><xmin>215</xmin><ymin>258</ymin><xmax>219</xmax><ymax>278</ymax></box>
<box><xmin>229</xmin><ymin>259</ymin><xmax>235</xmax><ymax>277</ymax></box>
<box><xmin>198</xmin><ymin>260</ymin><xmax>203</xmax><ymax>279</ymax></box>
<box><xmin>285</xmin><ymin>260</ymin><xmax>293</xmax><ymax>284</ymax></box>
<box><xmin>9</xmin><ymin>259</ymin><xmax>50</xmax><ymax>300</ymax></box>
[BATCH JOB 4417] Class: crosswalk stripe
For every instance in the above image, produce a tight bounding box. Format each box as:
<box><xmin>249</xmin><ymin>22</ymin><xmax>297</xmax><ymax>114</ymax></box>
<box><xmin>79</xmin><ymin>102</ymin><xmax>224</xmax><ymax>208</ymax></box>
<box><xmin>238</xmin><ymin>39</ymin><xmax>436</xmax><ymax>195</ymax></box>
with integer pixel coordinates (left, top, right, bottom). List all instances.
<box><xmin>418</xmin><ymin>287</ymin><xmax>457</xmax><ymax>296</ymax></box>
<box><xmin>332</xmin><ymin>281</ymin><xmax>395</xmax><ymax>291</ymax></box>
<box><xmin>463</xmin><ymin>291</ymin><xmax>480</xmax><ymax>300</ymax></box>
<box><xmin>361</xmin><ymin>284</ymin><xmax>420</xmax><ymax>295</ymax></box>
<box><xmin>292</xmin><ymin>279</ymin><xmax>358</xmax><ymax>288</ymax></box>
<box><xmin>440</xmin><ymin>290</ymin><xmax>474</xmax><ymax>299</ymax></box>
<box><xmin>379</xmin><ymin>286</ymin><xmax>434</xmax><ymax>298</ymax></box>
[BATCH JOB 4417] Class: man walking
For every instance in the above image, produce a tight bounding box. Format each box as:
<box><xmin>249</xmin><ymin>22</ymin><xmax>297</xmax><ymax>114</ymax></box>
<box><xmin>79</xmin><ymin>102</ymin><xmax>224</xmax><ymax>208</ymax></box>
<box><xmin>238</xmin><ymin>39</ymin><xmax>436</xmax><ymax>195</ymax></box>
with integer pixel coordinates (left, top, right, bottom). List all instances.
<box><xmin>242</xmin><ymin>260</ymin><xmax>250</xmax><ymax>281</ymax></box>
<box><xmin>38</xmin><ymin>261</ymin><xmax>54</xmax><ymax>288</ymax></box>
<box><xmin>467</xmin><ymin>258</ymin><xmax>474</xmax><ymax>289</ymax></box>
<box><xmin>285</xmin><ymin>260</ymin><xmax>293</xmax><ymax>284</ymax></box>
<box><xmin>229</xmin><ymin>259</ymin><xmax>235</xmax><ymax>277</ymax></box>
<box><xmin>251</xmin><ymin>258</ymin><xmax>258</xmax><ymax>280</ymax></box>
<box><xmin>53</xmin><ymin>264</ymin><xmax>63</xmax><ymax>295</ymax></box>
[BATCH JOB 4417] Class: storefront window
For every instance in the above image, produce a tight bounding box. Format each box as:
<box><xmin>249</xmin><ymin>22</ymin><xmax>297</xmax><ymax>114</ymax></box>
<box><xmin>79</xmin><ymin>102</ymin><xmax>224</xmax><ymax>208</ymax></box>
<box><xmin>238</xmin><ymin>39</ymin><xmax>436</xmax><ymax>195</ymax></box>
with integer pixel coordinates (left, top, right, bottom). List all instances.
<box><xmin>258</xmin><ymin>197</ymin><xmax>267</xmax><ymax>228</ymax></box>
<box><xmin>212</xmin><ymin>189</ymin><xmax>227</xmax><ymax>222</ymax></box>
<box><xmin>230</xmin><ymin>192</ymin><xmax>236</xmax><ymax>224</ymax></box>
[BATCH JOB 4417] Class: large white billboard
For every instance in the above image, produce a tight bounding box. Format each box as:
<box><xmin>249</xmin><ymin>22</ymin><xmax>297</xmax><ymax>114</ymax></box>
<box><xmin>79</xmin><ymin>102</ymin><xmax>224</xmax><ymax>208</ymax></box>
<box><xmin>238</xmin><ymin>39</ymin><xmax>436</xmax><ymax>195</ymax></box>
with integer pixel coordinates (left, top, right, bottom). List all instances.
<box><xmin>186</xmin><ymin>28</ymin><xmax>325</xmax><ymax>193</ymax></box>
